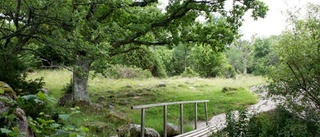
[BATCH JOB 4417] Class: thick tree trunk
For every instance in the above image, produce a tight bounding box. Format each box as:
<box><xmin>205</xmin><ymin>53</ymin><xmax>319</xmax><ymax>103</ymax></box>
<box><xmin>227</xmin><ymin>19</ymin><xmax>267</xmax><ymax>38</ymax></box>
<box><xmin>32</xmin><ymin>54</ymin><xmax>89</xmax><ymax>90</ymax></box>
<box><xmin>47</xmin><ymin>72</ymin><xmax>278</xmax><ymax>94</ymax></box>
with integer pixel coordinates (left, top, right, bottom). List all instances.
<box><xmin>72</xmin><ymin>58</ymin><xmax>91</xmax><ymax>105</ymax></box>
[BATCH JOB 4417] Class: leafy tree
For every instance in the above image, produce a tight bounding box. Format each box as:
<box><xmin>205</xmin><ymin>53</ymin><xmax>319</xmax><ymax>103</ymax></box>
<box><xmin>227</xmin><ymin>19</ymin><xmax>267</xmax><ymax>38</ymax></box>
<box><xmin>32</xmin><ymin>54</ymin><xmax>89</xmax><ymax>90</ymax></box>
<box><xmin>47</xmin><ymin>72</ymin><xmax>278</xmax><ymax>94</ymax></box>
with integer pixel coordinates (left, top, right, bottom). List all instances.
<box><xmin>155</xmin><ymin>47</ymin><xmax>176</xmax><ymax>76</ymax></box>
<box><xmin>226</xmin><ymin>39</ymin><xmax>253</xmax><ymax>74</ymax></box>
<box><xmin>1</xmin><ymin>0</ymin><xmax>268</xmax><ymax>104</ymax></box>
<box><xmin>251</xmin><ymin>36</ymin><xmax>279</xmax><ymax>75</ymax></box>
<box><xmin>54</xmin><ymin>0</ymin><xmax>268</xmax><ymax>104</ymax></box>
<box><xmin>268</xmin><ymin>3</ymin><xmax>320</xmax><ymax>117</ymax></box>
<box><xmin>0</xmin><ymin>0</ymin><xmax>64</xmax><ymax>94</ymax></box>
<box><xmin>110</xmin><ymin>46</ymin><xmax>167</xmax><ymax>77</ymax></box>
<box><xmin>190</xmin><ymin>44</ymin><xmax>231</xmax><ymax>77</ymax></box>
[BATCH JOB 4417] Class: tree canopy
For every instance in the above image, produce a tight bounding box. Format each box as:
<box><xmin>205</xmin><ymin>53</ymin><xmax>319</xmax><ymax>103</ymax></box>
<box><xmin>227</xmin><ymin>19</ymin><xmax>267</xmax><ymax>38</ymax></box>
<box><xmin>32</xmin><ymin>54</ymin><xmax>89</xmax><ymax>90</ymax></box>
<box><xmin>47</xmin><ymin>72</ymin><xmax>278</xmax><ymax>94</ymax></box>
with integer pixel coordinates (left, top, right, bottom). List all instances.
<box><xmin>269</xmin><ymin>3</ymin><xmax>320</xmax><ymax>117</ymax></box>
<box><xmin>0</xmin><ymin>0</ymin><xmax>268</xmax><ymax>104</ymax></box>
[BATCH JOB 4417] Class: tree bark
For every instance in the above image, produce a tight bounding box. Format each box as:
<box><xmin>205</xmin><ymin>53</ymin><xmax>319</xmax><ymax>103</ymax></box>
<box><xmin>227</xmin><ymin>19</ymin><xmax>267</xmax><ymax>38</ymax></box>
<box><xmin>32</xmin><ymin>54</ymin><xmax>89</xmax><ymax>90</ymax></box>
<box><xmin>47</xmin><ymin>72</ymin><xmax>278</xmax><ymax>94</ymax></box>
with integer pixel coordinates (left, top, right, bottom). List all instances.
<box><xmin>243</xmin><ymin>58</ymin><xmax>247</xmax><ymax>74</ymax></box>
<box><xmin>72</xmin><ymin>57</ymin><xmax>91</xmax><ymax>105</ymax></box>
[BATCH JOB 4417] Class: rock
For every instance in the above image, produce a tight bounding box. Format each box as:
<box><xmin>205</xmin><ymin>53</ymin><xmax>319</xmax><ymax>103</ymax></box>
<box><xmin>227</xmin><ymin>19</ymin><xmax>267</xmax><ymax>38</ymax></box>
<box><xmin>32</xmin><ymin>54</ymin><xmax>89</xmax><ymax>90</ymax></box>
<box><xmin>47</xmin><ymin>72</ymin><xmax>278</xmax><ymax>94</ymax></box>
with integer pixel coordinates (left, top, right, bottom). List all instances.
<box><xmin>109</xmin><ymin>103</ymin><xmax>115</xmax><ymax>109</ymax></box>
<box><xmin>91</xmin><ymin>103</ymin><xmax>103</xmax><ymax>111</ymax></box>
<box><xmin>126</xmin><ymin>85</ymin><xmax>133</xmax><ymax>88</ymax></box>
<box><xmin>0</xmin><ymin>81</ymin><xmax>17</xmax><ymax>99</ymax></box>
<box><xmin>222</xmin><ymin>87</ymin><xmax>237</xmax><ymax>93</ymax></box>
<box><xmin>107</xmin><ymin>110</ymin><xmax>129</xmax><ymax>123</ymax></box>
<box><xmin>117</xmin><ymin>124</ymin><xmax>160</xmax><ymax>137</ymax></box>
<box><xmin>84</xmin><ymin>121</ymin><xmax>109</xmax><ymax>132</ymax></box>
<box><xmin>97</xmin><ymin>96</ymin><xmax>106</xmax><ymax>102</ymax></box>
<box><xmin>166</xmin><ymin>123</ymin><xmax>180</xmax><ymax>137</ymax></box>
<box><xmin>14</xmin><ymin>108</ymin><xmax>34</xmax><ymax>137</ymax></box>
<box><xmin>58</xmin><ymin>94</ymin><xmax>73</xmax><ymax>106</ymax></box>
<box><xmin>126</xmin><ymin>92</ymin><xmax>136</xmax><ymax>97</ymax></box>
<box><xmin>156</xmin><ymin>83</ymin><xmax>166</xmax><ymax>88</ymax></box>
<box><xmin>40</xmin><ymin>88</ymin><xmax>49</xmax><ymax>94</ymax></box>
<box><xmin>0</xmin><ymin>82</ymin><xmax>34</xmax><ymax>137</ymax></box>
<box><xmin>119</xmin><ymin>100</ymin><xmax>129</xmax><ymax>105</ymax></box>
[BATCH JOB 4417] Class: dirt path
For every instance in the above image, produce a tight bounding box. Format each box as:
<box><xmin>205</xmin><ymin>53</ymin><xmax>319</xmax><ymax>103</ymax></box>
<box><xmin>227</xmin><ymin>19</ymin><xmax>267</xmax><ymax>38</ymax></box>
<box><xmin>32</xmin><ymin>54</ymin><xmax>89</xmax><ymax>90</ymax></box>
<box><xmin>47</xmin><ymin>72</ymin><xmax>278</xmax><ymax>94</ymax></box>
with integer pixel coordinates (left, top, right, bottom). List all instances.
<box><xmin>196</xmin><ymin>85</ymin><xmax>281</xmax><ymax>135</ymax></box>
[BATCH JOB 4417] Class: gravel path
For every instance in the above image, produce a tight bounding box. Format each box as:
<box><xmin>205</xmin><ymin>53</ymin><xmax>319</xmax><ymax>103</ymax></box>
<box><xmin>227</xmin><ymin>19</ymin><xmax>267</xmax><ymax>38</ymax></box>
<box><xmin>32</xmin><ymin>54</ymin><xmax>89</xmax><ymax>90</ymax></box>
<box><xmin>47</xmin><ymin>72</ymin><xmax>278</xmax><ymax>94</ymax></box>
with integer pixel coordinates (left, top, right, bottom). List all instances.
<box><xmin>196</xmin><ymin>85</ymin><xmax>281</xmax><ymax>136</ymax></box>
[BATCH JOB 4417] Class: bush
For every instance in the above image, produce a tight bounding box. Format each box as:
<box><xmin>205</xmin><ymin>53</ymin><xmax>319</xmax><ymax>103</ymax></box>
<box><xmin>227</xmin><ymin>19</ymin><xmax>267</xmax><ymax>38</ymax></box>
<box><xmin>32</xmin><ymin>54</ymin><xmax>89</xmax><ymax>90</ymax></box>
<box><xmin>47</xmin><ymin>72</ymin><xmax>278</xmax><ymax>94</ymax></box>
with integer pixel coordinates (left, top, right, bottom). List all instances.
<box><xmin>181</xmin><ymin>67</ymin><xmax>199</xmax><ymax>77</ymax></box>
<box><xmin>110</xmin><ymin>46</ymin><xmax>167</xmax><ymax>78</ymax></box>
<box><xmin>217</xmin><ymin>107</ymin><xmax>320</xmax><ymax>137</ymax></box>
<box><xmin>105</xmin><ymin>65</ymin><xmax>152</xmax><ymax>79</ymax></box>
<box><xmin>1</xmin><ymin>89</ymin><xmax>88</xmax><ymax>137</ymax></box>
<box><xmin>0</xmin><ymin>52</ymin><xmax>44</xmax><ymax>96</ymax></box>
<box><xmin>190</xmin><ymin>44</ymin><xmax>230</xmax><ymax>77</ymax></box>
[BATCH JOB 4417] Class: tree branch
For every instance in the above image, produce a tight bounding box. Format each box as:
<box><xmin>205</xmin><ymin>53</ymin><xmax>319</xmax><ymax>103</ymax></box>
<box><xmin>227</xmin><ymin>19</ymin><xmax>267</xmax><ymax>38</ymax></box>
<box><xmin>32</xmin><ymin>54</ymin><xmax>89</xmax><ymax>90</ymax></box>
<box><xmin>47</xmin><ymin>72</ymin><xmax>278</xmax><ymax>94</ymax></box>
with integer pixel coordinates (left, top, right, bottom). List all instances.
<box><xmin>132</xmin><ymin>40</ymin><xmax>169</xmax><ymax>46</ymax></box>
<box><xmin>111</xmin><ymin>0</ymin><xmax>193</xmax><ymax>47</ymax></box>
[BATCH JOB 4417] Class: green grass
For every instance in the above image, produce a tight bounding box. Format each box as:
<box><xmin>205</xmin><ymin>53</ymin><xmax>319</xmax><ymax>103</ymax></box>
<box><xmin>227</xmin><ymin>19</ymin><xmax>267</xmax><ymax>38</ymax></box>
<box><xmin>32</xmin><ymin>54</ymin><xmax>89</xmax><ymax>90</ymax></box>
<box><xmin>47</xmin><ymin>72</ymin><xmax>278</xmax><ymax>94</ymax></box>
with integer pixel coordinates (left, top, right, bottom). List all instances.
<box><xmin>28</xmin><ymin>69</ymin><xmax>265</xmax><ymax>136</ymax></box>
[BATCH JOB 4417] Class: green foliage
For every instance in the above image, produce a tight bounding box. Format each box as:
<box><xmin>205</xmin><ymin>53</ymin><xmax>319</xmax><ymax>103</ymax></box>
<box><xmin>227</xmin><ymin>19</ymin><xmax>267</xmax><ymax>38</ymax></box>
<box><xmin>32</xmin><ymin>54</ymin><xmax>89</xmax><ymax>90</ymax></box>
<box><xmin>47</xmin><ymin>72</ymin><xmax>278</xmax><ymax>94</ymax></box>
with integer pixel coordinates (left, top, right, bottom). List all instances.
<box><xmin>17</xmin><ymin>92</ymin><xmax>57</xmax><ymax>119</ymax></box>
<box><xmin>36</xmin><ymin>45</ymin><xmax>73</xmax><ymax>68</ymax></box>
<box><xmin>111</xmin><ymin>46</ymin><xmax>167</xmax><ymax>77</ymax></box>
<box><xmin>28</xmin><ymin>106</ymin><xmax>89</xmax><ymax>137</ymax></box>
<box><xmin>106</xmin><ymin>64</ymin><xmax>152</xmax><ymax>79</ymax></box>
<box><xmin>0</xmin><ymin>86</ymin><xmax>88</xmax><ymax>137</ymax></box>
<box><xmin>190</xmin><ymin>44</ymin><xmax>230</xmax><ymax>77</ymax></box>
<box><xmin>224</xmin><ymin>110</ymin><xmax>252</xmax><ymax>137</ymax></box>
<box><xmin>225</xmin><ymin>40</ymin><xmax>254</xmax><ymax>74</ymax></box>
<box><xmin>268</xmin><ymin>3</ymin><xmax>320</xmax><ymax>115</ymax></box>
<box><xmin>251</xmin><ymin>36</ymin><xmax>279</xmax><ymax>76</ymax></box>
<box><xmin>181</xmin><ymin>67</ymin><xmax>200</xmax><ymax>78</ymax></box>
<box><xmin>1</xmin><ymin>0</ymin><xmax>268</xmax><ymax>104</ymax></box>
<box><xmin>0</xmin><ymin>51</ymin><xmax>44</xmax><ymax>96</ymax></box>
<box><xmin>62</xmin><ymin>79</ymin><xmax>73</xmax><ymax>94</ymax></box>
<box><xmin>220</xmin><ymin>107</ymin><xmax>320</xmax><ymax>137</ymax></box>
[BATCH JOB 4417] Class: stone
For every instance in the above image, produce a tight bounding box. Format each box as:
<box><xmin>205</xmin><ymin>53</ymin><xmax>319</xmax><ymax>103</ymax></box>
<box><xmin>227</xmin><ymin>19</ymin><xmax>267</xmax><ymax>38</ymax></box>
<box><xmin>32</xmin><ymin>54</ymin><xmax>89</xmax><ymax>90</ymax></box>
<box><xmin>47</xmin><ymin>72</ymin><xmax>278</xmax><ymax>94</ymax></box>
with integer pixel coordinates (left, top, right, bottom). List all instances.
<box><xmin>126</xmin><ymin>85</ymin><xmax>133</xmax><ymax>88</ymax></box>
<box><xmin>117</xmin><ymin>124</ymin><xmax>160</xmax><ymax>137</ymax></box>
<box><xmin>126</xmin><ymin>92</ymin><xmax>136</xmax><ymax>97</ymax></box>
<box><xmin>119</xmin><ymin>100</ymin><xmax>129</xmax><ymax>105</ymax></box>
<box><xmin>107</xmin><ymin>110</ymin><xmax>129</xmax><ymax>123</ymax></box>
<box><xmin>156</xmin><ymin>83</ymin><xmax>166</xmax><ymax>88</ymax></box>
<box><xmin>166</xmin><ymin>123</ymin><xmax>180</xmax><ymax>137</ymax></box>
<box><xmin>84</xmin><ymin>121</ymin><xmax>109</xmax><ymax>132</ymax></box>
<box><xmin>221</xmin><ymin>87</ymin><xmax>237</xmax><ymax>93</ymax></box>
<box><xmin>14</xmin><ymin>108</ymin><xmax>34</xmax><ymax>137</ymax></box>
<box><xmin>97</xmin><ymin>96</ymin><xmax>106</xmax><ymax>102</ymax></box>
<box><xmin>40</xmin><ymin>88</ymin><xmax>49</xmax><ymax>94</ymax></box>
<box><xmin>91</xmin><ymin>103</ymin><xmax>103</xmax><ymax>111</ymax></box>
<box><xmin>0</xmin><ymin>82</ymin><xmax>34</xmax><ymax>137</ymax></box>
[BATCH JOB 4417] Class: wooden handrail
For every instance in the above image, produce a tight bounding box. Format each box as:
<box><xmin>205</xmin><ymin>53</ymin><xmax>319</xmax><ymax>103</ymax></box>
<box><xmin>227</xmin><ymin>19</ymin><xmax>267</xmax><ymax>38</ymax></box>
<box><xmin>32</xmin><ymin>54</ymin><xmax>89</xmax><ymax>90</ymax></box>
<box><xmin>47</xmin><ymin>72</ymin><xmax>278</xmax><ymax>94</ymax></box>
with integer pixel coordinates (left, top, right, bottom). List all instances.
<box><xmin>132</xmin><ymin>100</ymin><xmax>209</xmax><ymax>109</ymax></box>
<box><xmin>131</xmin><ymin>100</ymin><xmax>209</xmax><ymax>137</ymax></box>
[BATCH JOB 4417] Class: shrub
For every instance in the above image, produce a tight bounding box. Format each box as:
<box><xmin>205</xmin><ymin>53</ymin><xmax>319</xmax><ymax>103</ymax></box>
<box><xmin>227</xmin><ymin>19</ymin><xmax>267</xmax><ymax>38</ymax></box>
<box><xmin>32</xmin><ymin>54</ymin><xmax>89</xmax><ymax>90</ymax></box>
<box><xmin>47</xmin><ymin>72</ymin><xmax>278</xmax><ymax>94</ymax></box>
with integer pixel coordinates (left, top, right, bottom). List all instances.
<box><xmin>181</xmin><ymin>67</ymin><xmax>199</xmax><ymax>77</ymax></box>
<box><xmin>110</xmin><ymin>46</ymin><xmax>167</xmax><ymax>78</ymax></box>
<box><xmin>218</xmin><ymin>107</ymin><xmax>320</xmax><ymax>137</ymax></box>
<box><xmin>190</xmin><ymin>44</ymin><xmax>230</xmax><ymax>77</ymax></box>
<box><xmin>0</xmin><ymin>51</ymin><xmax>44</xmax><ymax>96</ymax></box>
<box><xmin>105</xmin><ymin>65</ymin><xmax>152</xmax><ymax>79</ymax></box>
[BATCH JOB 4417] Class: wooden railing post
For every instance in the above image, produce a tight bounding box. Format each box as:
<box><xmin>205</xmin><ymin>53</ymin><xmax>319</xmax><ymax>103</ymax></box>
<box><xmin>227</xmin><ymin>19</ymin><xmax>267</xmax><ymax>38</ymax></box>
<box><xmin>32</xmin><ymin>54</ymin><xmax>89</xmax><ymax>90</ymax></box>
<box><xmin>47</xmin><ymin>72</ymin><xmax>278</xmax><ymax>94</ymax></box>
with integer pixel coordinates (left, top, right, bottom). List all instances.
<box><xmin>194</xmin><ymin>103</ymin><xmax>198</xmax><ymax>129</ymax></box>
<box><xmin>204</xmin><ymin>102</ymin><xmax>208</xmax><ymax>126</ymax></box>
<box><xmin>163</xmin><ymin>105</ymin><xmax>167</xmax><ymax>137</ymax></box>
<box><xmin>141</xmin><ymin>109</ymin><xmax>145</xmax><ymax>137</ymax></box>
<box><xmin>180</xmin><ymin>104</ymin><xmax>184</xmax><ymax>134</ymax></box>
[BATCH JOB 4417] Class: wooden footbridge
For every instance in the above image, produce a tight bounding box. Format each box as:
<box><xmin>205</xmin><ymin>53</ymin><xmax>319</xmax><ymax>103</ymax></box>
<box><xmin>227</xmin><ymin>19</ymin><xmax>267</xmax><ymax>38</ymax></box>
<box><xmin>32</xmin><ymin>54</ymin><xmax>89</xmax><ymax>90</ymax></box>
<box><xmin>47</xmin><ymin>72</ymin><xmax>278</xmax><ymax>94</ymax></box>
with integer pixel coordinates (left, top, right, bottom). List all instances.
<box><xmin>131</xmin><ymin>100</ymin><xmax>214</xmax><ymax>137</ymax></box>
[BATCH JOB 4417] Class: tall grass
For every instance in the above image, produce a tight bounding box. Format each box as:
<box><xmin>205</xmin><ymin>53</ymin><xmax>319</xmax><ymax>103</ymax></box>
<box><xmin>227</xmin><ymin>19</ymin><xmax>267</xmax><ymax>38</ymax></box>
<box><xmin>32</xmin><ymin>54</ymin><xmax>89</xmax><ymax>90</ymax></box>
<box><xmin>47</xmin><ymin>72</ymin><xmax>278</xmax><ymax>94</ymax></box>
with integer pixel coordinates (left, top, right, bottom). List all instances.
<box><xmin>27</xmin><ymin>69</ymin><xmax>265</xmax><ymax>135</ymax></box>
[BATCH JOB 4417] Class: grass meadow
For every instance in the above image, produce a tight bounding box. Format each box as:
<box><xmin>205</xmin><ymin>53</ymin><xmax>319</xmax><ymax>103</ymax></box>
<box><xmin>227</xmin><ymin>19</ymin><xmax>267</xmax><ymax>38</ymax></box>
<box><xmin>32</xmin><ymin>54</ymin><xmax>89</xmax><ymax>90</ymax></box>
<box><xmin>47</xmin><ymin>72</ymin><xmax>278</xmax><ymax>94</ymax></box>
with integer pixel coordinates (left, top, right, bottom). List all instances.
<box><xmin>28</xmin><ymin>69</ymin><xmax>265</xmax><ymax>136</ymax></box>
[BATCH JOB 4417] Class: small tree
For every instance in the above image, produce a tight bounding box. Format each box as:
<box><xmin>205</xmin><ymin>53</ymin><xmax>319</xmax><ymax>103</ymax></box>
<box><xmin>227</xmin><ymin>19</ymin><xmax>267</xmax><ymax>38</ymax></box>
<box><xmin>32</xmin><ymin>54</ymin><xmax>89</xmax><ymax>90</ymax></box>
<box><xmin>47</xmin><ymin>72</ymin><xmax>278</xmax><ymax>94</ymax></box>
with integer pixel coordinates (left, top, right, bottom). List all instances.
<box><xmin>269</xmin><ymin>3</ymin><xmax>320</xmax><ymax>117</ymax></box>
<box><xmin>226</xmin><ymin>39</ymin><xmax>253</xmax><ymax>74</ymax></box>
<box><xmin>251</xmin><ymin>36</ymin><xmax>279</xmax><ymax>75</ymax></box>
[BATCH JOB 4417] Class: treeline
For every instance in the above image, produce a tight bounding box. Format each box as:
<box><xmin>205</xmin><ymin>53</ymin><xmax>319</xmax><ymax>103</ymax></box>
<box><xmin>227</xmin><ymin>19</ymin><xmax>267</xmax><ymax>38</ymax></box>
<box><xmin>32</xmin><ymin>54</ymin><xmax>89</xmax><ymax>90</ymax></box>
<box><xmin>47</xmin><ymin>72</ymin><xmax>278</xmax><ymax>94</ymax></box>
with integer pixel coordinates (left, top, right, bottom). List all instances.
<box><xmin>25</xmin><ymin>36</ymin><xmax>279</xmax><ymax>79</ymax></box>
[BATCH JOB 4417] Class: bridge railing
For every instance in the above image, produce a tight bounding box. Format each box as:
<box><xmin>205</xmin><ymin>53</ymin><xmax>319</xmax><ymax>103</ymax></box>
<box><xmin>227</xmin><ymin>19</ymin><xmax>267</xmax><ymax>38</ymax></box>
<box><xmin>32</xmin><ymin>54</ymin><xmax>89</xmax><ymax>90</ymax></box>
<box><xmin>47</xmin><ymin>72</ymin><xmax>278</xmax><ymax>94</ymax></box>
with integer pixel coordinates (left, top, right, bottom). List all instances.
<box><xmin>131</xmin><ymin>100</ymin><xmax>209</xmax><ymax>137</ymax></box>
